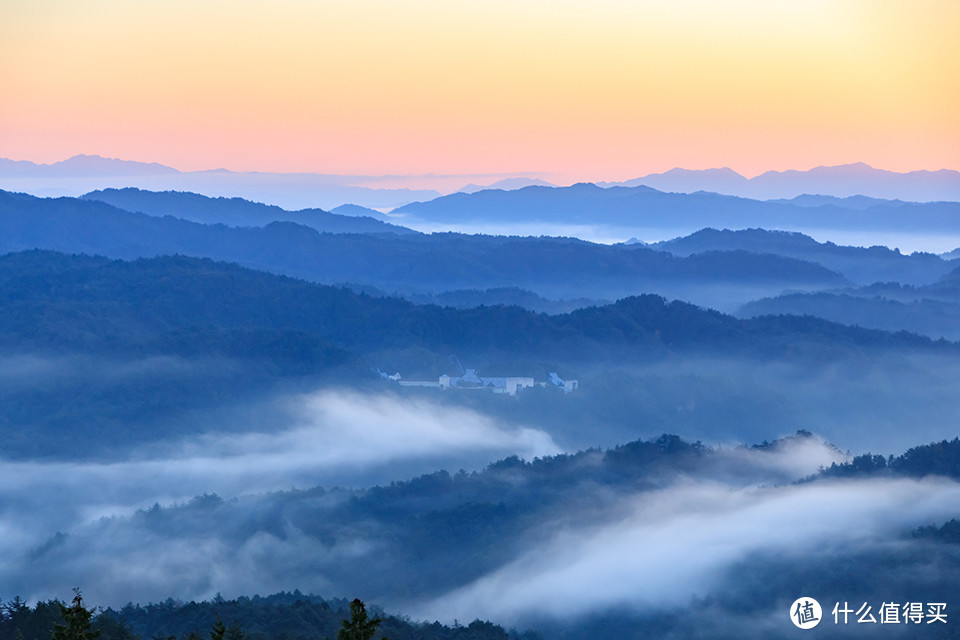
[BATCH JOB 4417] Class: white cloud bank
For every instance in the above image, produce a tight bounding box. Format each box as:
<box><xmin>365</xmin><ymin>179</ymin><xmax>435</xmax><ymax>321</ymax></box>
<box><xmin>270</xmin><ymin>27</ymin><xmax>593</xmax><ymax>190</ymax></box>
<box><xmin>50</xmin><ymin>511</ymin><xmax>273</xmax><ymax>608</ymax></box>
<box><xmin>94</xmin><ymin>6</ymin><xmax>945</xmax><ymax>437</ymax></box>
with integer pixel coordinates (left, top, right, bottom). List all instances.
<box><xmin>415</xmin><ymin>475</ymin><xmax>960</xmax><ymax>624</ymax></box>
<box><xmin>0</xmin><ymin>389</ymin><xmax>559</xmax><ymax>562</ymax></box>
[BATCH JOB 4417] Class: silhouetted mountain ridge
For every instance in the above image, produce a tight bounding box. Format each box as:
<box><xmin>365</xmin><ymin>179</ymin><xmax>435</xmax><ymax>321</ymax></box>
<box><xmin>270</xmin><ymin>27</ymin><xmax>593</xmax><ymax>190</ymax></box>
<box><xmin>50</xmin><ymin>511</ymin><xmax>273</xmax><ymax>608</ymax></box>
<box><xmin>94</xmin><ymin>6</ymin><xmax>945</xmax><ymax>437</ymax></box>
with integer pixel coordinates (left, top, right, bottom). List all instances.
<box><xmin>0</xmin><ymin>155</ymin><xmax>441</xmax><ymax>209</ymax></box>
<box><xmin>602</xmin><ymin>162</ymin><xmax>960</xmax><ymax>201</ymax></box>
<box><xmin>0</xmin><ymin>190</ymin><xmax>847</xmax><ymax>308</ymax></box>
<box><xmin>81</xmin><ymin>188</ymin><xmax>415</xmax><ymax>234</ymax></box>
<box><xmin>394</xmin><ymin>182</ymin><xmax>960</xmax><ymax>232</ymax></box>
<box><xmin>0</xmin><ymin>250</ymin><xmax>945</xmax><ymax>365</ymax></box>
<box><xmin>737</xmin><ymin>256</ymin><xmax>960</xmax><ymax>340</ymax></box>
<box><xmin>655</xmin><ymin>227</ymin><xmax>951</xmax><ymax>285</ymax></box>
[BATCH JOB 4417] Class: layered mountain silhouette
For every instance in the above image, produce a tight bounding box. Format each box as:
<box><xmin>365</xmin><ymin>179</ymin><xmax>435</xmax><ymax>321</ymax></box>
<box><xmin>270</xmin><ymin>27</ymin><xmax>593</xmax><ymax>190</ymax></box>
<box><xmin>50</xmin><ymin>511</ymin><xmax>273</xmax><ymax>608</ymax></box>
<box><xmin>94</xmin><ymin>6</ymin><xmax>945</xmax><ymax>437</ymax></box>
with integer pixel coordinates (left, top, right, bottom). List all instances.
<box><xmin>81</xmin><ymin>188</ymin><xmax>415</xmax><ymax>234</ymax></box>
<box><xmin>329</xmin><ymin>202</ymin><xmax>394</xmax><ymax>221</ymax></box>
<box><xmin>0</xmin><ymin>155</ymin><xmax>441</xmax><ymax>209</ymax></box>
<box><xmin>600</xmin><ymin>162</ymin><xmax>960</xmax><ymax>201</ymax></box>
<box><xmin>2</xmin><ymin>248</ymin><xmax>948</xmax><ymax>461</ymax></box>
<box><xmin>5</xmin><ymin>156</ymin><xmax>959</xmax><ymax>208</ymax></box>
<box><xmin>738</xmin><ymin>262</ymin><xmax>960</xmax><ymax>341</ymax></box>
<box><xmin>653</xmin><ymin>228</ymin><xmax>951</xmax><ymax>286</ymax></box>
<box><xmin>395</xmin><ymin>183</ymin><xmax>778</xmax><ymax>225</ymax></box>
<box><xmin>456</xmin><ymin>177</ymin><xmax>556</xmax><ymax>193</ymax></box>
<box><xmin>0</xmin><ymin>154</ymin><xmax>179</xmax><ymax>177</ymax></box>
<box><xmin>0</xmin><ymin>250</ymin><xmax>940</xmax><ymax>364</ymax></box>
<box><xmin>0</xmin><ymin>190</ymin><xmax>848</xmax><ymax>309</ymax></box>
<box><xmin>393</xmin><ymin>182</ymin><xmax>960</xmax><ymax>232</ymax></box>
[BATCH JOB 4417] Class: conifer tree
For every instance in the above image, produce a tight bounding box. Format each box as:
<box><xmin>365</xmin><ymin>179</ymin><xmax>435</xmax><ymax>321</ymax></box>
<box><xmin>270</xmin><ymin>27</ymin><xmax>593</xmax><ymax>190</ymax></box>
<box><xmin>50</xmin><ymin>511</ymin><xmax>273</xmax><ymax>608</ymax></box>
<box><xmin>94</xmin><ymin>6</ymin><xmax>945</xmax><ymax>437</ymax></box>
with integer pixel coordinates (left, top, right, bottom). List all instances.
<box><xmin>337</xmin><ymin>599</ymin><xmax>386</xmax><ymax>640</ymax></box>
<box><xmin>51</xmin><ymin>589</ymin><xmax>100</xmax><ymax>640</ymax></box>
<box><xmin>225</xmin><ymin>621</ymin><xmax>244</xmax><ymax>640</ymax></box>
<box><xmin>209</xmin><ymin>616</ymin><xmax>226</xmax><ymax>640</ymax></box>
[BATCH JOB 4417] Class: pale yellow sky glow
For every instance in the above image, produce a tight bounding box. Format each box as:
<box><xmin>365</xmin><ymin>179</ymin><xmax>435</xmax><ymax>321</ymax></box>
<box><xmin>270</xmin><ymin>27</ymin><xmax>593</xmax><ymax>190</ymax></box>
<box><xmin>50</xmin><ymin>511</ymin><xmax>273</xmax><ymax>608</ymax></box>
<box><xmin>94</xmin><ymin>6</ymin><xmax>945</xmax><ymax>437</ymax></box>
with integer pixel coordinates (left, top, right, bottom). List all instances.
<box><xmin>1</xmin><ymin>0</ymin><xmax>957</xmax><ymax>181</ymax></box>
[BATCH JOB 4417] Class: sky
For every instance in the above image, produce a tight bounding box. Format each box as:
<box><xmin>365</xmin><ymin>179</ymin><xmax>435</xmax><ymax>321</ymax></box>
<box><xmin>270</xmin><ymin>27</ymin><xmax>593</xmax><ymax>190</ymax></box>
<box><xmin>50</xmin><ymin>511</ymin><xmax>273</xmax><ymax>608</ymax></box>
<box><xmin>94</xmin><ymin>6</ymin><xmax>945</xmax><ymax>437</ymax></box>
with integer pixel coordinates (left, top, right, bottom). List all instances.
<box><xmin>1</xmin><ymin>0</ymin><xmax>958</xmax><ymax>182</ymax></box>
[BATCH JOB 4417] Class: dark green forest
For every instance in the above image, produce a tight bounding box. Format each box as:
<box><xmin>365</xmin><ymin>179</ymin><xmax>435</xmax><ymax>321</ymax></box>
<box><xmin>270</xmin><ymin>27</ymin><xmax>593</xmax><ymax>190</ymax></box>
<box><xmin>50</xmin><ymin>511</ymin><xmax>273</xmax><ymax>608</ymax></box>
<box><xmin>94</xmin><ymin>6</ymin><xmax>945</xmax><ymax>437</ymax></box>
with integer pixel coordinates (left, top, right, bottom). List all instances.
<box><xmin>815</xmin><ymin>436</ymin><xmax>960</xmax><ymax>480</ymax></box>
<box><xmin>0</xmin><ymin>591</ymin><xmax>539</xmax><ymax>640</ymax></box>
<box><xmin>0</xmin><ymin>250</ymin><xmax>944</xmax><ymax>364</ymax></box>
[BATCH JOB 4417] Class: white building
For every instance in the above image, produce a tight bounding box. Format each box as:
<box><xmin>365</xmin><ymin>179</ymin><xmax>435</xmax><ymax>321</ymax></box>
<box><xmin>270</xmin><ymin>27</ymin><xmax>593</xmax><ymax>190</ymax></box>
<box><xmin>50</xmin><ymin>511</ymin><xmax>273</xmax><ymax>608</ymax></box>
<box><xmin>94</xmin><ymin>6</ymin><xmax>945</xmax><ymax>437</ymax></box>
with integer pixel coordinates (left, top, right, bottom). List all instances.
<box><xmin>549</xmin><ymin>372</ymin><xmax>578</xmax><ymax>393</ymax></box>
<box><xmin>439</xmin><ymin>369</ymin><xmax>535</xmax><ymax>396</ymax></box>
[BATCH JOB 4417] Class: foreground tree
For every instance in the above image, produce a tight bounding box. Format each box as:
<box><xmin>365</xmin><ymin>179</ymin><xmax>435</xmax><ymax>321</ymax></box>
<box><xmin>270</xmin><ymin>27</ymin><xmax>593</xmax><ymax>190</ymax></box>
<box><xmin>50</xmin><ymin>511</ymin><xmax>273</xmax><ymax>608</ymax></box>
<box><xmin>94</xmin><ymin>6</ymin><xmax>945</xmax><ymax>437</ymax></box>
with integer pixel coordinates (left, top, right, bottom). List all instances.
<box><xmin>52</xmin><ymin>590</ymin><xmax>100</xmax><ymax>640</ymax></box>
<box><xmin>337</xmin><ymin>599</ymin><xmax>385</xmax><ymax>640</ymax></box>
<box><xmin>209</xmin><ymin>616</ymin><xmax>226</xmax><ymax>640</ymax></box>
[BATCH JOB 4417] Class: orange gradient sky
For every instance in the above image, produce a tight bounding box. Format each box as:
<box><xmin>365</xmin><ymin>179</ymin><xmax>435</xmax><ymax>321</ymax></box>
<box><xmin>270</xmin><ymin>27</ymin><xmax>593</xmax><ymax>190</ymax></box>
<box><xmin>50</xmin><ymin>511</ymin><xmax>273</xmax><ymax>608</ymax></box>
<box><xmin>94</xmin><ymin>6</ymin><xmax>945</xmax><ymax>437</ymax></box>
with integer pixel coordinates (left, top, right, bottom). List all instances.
<box><xmin>1</xmin><ymin>0</ymin><xmax>958</xmax><ymax>182</ymax></box>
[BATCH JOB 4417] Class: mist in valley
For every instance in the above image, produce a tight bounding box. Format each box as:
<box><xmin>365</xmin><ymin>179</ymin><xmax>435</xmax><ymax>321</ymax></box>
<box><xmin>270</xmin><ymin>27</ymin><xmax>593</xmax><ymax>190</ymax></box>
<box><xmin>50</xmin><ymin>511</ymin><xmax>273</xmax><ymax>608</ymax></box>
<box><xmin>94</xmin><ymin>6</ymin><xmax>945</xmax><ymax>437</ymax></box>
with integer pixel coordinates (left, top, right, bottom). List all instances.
<box><xmin>2</xmin><ymin>341</ymin><xmax>960</xmax><ymax>639</ymax></box>
<box><xmin>1</xmin><ymin>188</ymin><xmax>959</xmax><ymax>639</ymax></box>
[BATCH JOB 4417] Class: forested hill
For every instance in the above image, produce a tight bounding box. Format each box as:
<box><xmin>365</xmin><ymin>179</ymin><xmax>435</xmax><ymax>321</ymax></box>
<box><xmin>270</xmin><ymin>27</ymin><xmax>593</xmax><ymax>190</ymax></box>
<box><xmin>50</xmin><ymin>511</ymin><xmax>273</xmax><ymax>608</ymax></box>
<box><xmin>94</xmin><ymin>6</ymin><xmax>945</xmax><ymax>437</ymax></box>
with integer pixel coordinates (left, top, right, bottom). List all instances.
<box><xmin>0</xmin><ymin>190</ymin><xmax>847</xmax><ymax>305</ymax></box>
<box><xmin>0</xmin><ymin>250</ymin><xmax>948</xmax><ymax>367</ymax></box>
<box><xmin>4</xmin><ymin>250</ymin><xmax>951</xmax><ymax>460</ymax></box>
<box><xmin>1</xmin><ymin>591</ymin><xmax>536</xmax><ymax>640</ymax></box>
<box><xmin>11</xmin><ymin>434</ymin><xmax>960</xmax><ymax>640</ymax></box>
<box><xmin>392</xmin><ymin>182</ymin><xmax>960</xmax><ymax>231</ymax></box>
<box><xmin>653</xmin><ymin>227</ymin><xmax>952</xmax><ymax>286</ymax></box>
<box><xmin>81</xmin><ymin>187</ymin><xmax>416</xmax><ymax>234</ymax></box>
<box><xmin>816</xmin><ymin>437</ymin><xmax>960</xmax><ymax>480</ymax></box>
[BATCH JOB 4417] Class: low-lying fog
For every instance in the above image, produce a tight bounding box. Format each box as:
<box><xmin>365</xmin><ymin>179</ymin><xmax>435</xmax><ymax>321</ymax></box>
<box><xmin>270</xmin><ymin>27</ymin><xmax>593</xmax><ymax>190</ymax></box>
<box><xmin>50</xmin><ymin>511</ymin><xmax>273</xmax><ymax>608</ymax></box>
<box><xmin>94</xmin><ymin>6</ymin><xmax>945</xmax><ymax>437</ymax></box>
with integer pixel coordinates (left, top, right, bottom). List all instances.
<box><xmin>389</xmin><ymin>218</ymin><xmax>960</xmax><ymax>255</ymax></box>
<box><xmin>2</xmin><ymin>349</ymin><xmax>959</xmax><ymax>637</ymax></box>
<box><xmin>0</xmin><ymin>388</ymin><xmax>559</xmax><ymax>560</ymax></box>
<box><xmin>0</xmin><ymin>430</ymin><xmax>843</xmax><ymax>602</ymax></box>
<box><xmin>415</xmin><ymin>475</ymin><xmax>960</xmax><ymax>625</ymax></box>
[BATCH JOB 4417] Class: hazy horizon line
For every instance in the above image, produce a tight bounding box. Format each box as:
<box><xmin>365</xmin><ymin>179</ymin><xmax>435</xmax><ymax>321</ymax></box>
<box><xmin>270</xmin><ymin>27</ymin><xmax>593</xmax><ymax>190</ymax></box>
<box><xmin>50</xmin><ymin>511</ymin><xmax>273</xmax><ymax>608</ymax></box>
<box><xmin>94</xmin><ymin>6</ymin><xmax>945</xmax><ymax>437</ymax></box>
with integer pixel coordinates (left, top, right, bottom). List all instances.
<box><xmin>4</xmin><ymin>153</ymin><xmax>959</xmax><ymax>183</ymax></box>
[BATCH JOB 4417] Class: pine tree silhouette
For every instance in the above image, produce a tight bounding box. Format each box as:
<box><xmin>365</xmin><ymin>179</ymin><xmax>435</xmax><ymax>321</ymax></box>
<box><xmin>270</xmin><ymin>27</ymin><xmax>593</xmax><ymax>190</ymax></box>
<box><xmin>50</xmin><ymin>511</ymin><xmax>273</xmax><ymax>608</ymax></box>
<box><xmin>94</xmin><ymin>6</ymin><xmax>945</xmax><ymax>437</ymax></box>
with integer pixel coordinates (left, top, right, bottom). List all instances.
<box><xmin>337</xmin><ymin>599</ymin><xmax>386</xmax><ymax>640</ymax></box>
<box><xmin>51</xmin><ymin>589</ymin><xmax>100</xmax><ymax>640</ymax></box>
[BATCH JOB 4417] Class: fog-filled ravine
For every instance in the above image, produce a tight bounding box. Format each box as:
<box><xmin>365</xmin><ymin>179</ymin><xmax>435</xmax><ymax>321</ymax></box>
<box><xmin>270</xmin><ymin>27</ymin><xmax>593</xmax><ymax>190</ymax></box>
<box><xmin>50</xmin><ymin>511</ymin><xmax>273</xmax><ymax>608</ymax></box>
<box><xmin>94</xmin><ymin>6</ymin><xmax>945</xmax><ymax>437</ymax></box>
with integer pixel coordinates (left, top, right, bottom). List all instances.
<box><xmin>1</xmin><ymin>183</ymin><xmax>960</xmax><ymax>640</ymax></box>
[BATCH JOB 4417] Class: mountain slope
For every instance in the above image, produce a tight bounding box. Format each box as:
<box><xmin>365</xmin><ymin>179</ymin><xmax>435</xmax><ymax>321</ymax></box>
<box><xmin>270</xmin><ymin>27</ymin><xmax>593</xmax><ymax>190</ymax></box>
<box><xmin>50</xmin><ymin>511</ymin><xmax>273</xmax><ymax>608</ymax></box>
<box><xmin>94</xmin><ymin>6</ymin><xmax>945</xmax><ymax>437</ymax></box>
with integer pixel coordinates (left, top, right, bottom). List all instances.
<box><xmin>605</xmin><ymin>162</ymin><xmax>960</xmax><ymax>201</ymax></box>
<box><xmin>0</xmin><ymin>155</ymin><xmax>441</xmax><ymax>210</ymax></box>
<box><xmin>739</xmin><ymin>292</ymin><xmax>960</xmax><ymax>341</ymax></box>
<box><xmin>393</xmin><ymin>182</ymin><xmax>960</xmax><ymax>232</ymax></box>
<box><xmin>11</xmin><ymin>433</ymin><xmax>960</xmax><ymax>640</ymax></box>
<box><xmin>0</xmin><ymin>249</ymin><xmax>956</xmax><ymax>461</ymax></box>
<box><xmin>0</xmin><ymin>154</ymin><xmax>179</xmax><ymax>177</ymax></box>
<box><xmin>82</xmin><ymin>187</ymin><xmax>415</xmax><ymax>234</ymax></box>
<box><xmin>737</xmin><ymin>261</ymin><xmax>960</xmax><ymax>340</ymax></box>
<box><xmin>0</xmin><ymin>190</ymin><xmax>847</xmax><ymax>307</ymax></box>
<box><xmin>655</xmin><ymin>228</ymin><xmax>951</xmax><ymax>285</ymax></box>
<box><xmin>0</xmin><ymin>250</ymin><xmax>944</xmax><ymax>364</ymax></box>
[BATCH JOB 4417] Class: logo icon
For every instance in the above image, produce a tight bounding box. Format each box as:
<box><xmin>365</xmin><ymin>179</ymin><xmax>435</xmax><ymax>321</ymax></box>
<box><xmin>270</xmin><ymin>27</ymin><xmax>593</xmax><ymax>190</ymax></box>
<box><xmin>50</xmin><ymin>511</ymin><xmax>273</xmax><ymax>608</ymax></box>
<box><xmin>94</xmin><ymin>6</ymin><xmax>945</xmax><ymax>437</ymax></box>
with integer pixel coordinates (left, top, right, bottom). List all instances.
<box><xmin>790</xmin><ymin>597</ymin><xmax>822</xmax><ymax>629</ymax></box>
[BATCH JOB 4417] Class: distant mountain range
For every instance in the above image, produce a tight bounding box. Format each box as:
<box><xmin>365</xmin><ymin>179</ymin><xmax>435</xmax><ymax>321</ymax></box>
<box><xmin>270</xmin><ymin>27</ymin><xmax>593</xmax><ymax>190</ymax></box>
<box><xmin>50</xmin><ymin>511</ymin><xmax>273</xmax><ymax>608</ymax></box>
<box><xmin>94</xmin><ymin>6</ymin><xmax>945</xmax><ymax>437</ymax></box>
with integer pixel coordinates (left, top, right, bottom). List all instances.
<box><xmin>329</xmin><ymin>202</ymin><xmax>396</xmax><ymax>221</ymax></box>
<box><xmin>653</xmin><ymin>228</ymin><xmax>952</xmax><ymax>286</ymax></box>
<box><xmin>766</xmin><ymin>194</ymin><xmax>913</xmax><ymax>210</ymax></box>
<box><xmin>737</xmin><ymin>264</ymin><xmax>960</xmax><ymax>341</ymax></box>
<box><xmin>394</xmin><ymin>182</ymin><xmax>960</xmax><ymax>233</ymax></box>
<box><xmin>649</xmin><ymin>227</ymin><xmax>960</xmax><ymax>338</ymax></box>
<box><xmin>0</xmin><ymin>154</ymin><xmax>180</xmax><ymax>178</ymax></box>
<box><xmin>0</xmin><ymin>250</ymin><xmax>941</xmax><ymax>370</ymax></box>
<box><xmin>0</xmin><ymin>190</ymin><xmax>850</xmax><ymax>311</ymax></box>
<box><xmin>456</xmin><ymin>177</ymin><xmax>556</xmax><ymax>194</ymax></box>
<box><xmin>8</xmin><ymin>187</ymin><xmax>960</xmax><ymax>325</ymax></box>
<box><xmin>4</xmin><ymin>157</ymin><xmax>959</xmax><ymax>212</ymax></box>
<box><xmin>598</xmin><ymin>162</ymin><xmax>960</xmax><ymax>202</ymax></box>
<box><xmin>5</xmin><ymin>185</ymin><xmax>960</xmax><ymax>336</ymax></box>
<box><xmin>342</xmin><ymin>284</ymin><xmax>608</xmax><ymax>315</ymax></box>
<box><xmin>0</xmin><ymin>155</ymin><xmax>441</xmax><ymax>210</ymax></box>
<box><xmin>739</xmin><ymin>290</ymin><xmax>960</xmax><ymax>341</ymax></box>
<box><xmin>81</xmin><ymin>188</ymin><xmax>415</xmax><ymax>234</ymax></box>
